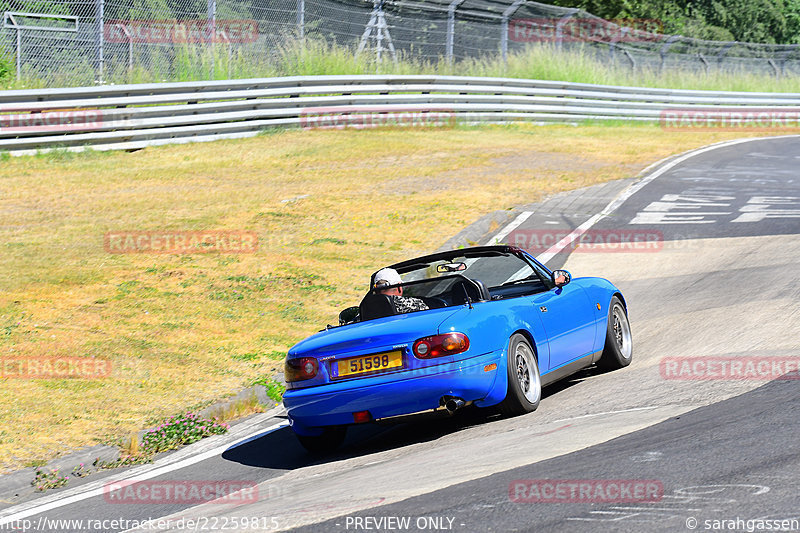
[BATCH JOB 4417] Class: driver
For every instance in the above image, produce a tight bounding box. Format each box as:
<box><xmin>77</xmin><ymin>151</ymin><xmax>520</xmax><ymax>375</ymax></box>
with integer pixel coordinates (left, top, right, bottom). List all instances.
<box><xmin>373</xmin><ymin>268</ymin><xmax>429</xmax><ymax>314</ymax></box>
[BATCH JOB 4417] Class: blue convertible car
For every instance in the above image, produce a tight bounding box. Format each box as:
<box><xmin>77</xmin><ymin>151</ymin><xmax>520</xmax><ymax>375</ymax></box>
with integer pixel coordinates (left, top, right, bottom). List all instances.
<box><xmin>283</xmin><ymin>245</ymin><xmax>632</xmax><ymax>452</ymax></box>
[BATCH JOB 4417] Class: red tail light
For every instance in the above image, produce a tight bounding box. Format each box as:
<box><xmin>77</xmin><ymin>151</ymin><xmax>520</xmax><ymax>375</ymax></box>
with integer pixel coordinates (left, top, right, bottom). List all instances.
<box><xmin>285</xmin><ymin>357</ymin><xmax>319</xmax><ymax>382</ymax></box>
<box><xmin>353</xmin><ymin>410</ymin><xmax>372</xmax><ymax>424</ymax></box>
<box><xmin>413</xmin><ymin>332</ymin><xmax>469</xmax><ymax>359</ymax></box>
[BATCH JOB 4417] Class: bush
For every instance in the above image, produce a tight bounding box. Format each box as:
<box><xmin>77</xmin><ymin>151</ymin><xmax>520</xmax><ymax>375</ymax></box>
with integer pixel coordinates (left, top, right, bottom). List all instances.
<box><xmin>140</xmin><ymin>412</ymin><xmax>229</xmax><ymax>454</ymax></box>
<box><xmin>0</xmin><ymin>51</ymin><xmax>13</xmax><ymax>83</ymax></box>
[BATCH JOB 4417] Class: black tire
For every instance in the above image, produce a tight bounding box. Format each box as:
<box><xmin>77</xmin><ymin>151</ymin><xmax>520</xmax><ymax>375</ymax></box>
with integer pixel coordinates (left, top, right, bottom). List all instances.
<box><xmin>295</xmin><ymin>426</ymin><xmax>347</xmax><ymax>454</ymax></box>
<box><xmin>597</xmin><ymin>296</ymin><xmax>633</xmax><ymax>370</ymax></box>
<box><xmin>497</xmin><ymin>334</ymin><xmax>541</xmax><ymax>416</ymax></box>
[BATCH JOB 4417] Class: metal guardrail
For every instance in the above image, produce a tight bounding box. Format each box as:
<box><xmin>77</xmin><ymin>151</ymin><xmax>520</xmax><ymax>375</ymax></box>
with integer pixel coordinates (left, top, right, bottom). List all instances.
<box><xmin>2</xmin><ymin>75</ymin><xmax>800</xmax><ymax>156</ymax></box>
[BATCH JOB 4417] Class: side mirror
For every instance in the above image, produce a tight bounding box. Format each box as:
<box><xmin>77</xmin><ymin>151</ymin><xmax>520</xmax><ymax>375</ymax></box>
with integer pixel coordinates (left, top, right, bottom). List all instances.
<box><xmin>552</xmin><ymin>269</ymin><xmax>571</xmax><ymax>288</ymax></box>
<box><xmin>338</xmin><ymin>306</ymin><xmax>360</xmax><ymax>325</ymax></box>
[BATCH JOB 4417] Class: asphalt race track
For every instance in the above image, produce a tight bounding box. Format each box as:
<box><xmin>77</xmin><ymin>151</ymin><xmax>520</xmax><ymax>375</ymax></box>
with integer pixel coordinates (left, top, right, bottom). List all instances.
<box><xmin>1</xmin><ymin>136</ymin><xmax>798</xmax><ymax>533</ymax></box>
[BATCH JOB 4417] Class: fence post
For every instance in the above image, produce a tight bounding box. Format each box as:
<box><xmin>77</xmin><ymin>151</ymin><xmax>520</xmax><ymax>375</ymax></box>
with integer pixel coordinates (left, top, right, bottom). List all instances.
<box><xmin>95</xmin><ymin>0</ymin><xmax>104</xmax><ymax>83</ymax></box>
<box><xmin>501</xmin><ymin>0</ymin><xmax>525</xmax><ymax>63</ymax></box>
<box><xmin>555</xmin><ymin>10</ymin><xmax>578</xmax><ymax>50</ymax></box>
<box><xmin>778</xmin><ymin>45</ymin><xmax>798</xmax><ymax>77</ymax></box>
<box><xmin>297</xmin><ymin>0</ymin><xmax>305</xmax><ymax>39</ymax></box>
<box><xmin>15</xmin><ymin>26</ymin><xmax>21</xmax><ymax>80</ymax></box>
<box><xmin>659</xmin><ymin>34</ymin><xmax>680</xmax><ymax>74</ymax></box>
<box><xmin>126</xmin><ymin>26</ymin><xmax>132</xmax><ymax>74</ymax></box>
<box><xmin>716</xmin><ymin>41</ymin><xmax>736</xmax><ymax>71</ymax></box>
<box><xmin>698</xmin><ymin>53</ymin><xmax>709</xmax><ymax>74</ymax></box>
<box><xmin>446</xmin><ymin>0</ymin><xmax>465</xmax><ymax>62</ymax></box>
<box><xmin>357</xmin><ymin>0</ymin><xmax>397</xmax><ymax>64</ymax></box>
<box><xmin>767</xmin><ymin>58</ymin><xmax>779</xmax><ymax>77</ymax></box>
<box><xmin>207</xmin><ymin>0</ymin><xmax>216</xmax><ymax>79</ymax></box>
<box><xmin>622</xmin><ymin>48</ymin><xmax>635</xmax><ymax>70</ymax></box>
<box><xmin>607</xmin><ymin>26</ymin><xmax>630</xmax><ymax>64</ymax></box>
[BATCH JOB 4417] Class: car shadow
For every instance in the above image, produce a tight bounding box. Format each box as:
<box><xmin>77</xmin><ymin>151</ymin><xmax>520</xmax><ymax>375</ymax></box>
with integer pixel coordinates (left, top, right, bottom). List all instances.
<box><xmin>541</xmin><ymin>365</ymin><xmax>599</xmax><ymax>399</ymax></box>
<box><xmin>222</xmin><ymin>365</ymin><xmax>607</xmax><ymax>471</ymax></box>
<box><xmin>221</xmin><ymin>406</ymin><xmax>502</xmax><ymax>470</ymax></box>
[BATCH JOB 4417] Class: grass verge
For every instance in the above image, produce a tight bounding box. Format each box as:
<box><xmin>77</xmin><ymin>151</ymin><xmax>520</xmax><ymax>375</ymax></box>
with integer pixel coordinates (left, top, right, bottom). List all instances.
<box><xmin>0</xmin><ymin>122</ymin><xmax>784</xmax><ymax>472</ymax></box>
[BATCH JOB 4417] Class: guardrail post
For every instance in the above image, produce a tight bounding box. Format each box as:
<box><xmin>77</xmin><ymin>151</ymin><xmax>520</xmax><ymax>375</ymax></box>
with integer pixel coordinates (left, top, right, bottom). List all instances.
<box><xmin>446</xmin><ymin>0</ymin><xmax>466</xmax><ymax>63</ymax></box>
<box><xmin>501</xmin><ymin>0</ymin><xmax>525</xmax><ymax>63</ymax></box>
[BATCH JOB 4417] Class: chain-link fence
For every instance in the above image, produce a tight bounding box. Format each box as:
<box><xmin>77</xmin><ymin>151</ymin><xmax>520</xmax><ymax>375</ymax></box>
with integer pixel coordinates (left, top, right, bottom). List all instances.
<box><xmin>3</xmin><ymin>0</ymin><xmax>800</xmax><ymax>87</ymax></box>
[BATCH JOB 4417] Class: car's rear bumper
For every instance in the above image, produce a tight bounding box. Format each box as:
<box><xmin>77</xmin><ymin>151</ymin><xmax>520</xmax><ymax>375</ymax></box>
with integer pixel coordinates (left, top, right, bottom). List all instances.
<box><xmin>283</xmin><ymin>350</ymin><xmax>503</xmax><ymax>434</ymax></box>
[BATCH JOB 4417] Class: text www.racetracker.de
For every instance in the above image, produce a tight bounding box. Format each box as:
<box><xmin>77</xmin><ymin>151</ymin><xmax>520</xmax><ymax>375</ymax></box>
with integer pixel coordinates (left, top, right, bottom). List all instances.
<box><xmin>0</xmin><ymin>515</ymin><xmax>281</xmax><ymax>532</ymax></box>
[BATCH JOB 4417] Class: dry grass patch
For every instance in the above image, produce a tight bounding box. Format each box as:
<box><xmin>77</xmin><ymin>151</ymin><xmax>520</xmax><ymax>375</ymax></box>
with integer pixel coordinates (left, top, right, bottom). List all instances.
<box><xmin>0</xmin><ymin>124</ymin><xmax>775</xmax><ymax>471</ymax></box>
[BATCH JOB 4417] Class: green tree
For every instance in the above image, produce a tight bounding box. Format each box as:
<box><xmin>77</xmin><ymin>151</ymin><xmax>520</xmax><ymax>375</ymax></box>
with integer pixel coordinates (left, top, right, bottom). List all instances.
<box><xmin>545</xmin><ymin>0</ymin><xmax>800</xmax><ymax>43</ymax></box>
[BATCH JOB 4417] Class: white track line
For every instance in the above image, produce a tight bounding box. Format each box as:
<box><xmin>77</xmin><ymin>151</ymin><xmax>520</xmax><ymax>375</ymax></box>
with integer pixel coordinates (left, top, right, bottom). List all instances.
<box><xmin>0</xmin><ymin>415</ymin><xmax>289</xmax><ymax>526</ymax></box>
<box><xmin>551</xmin><ymin>405</ymin><xmax>661</xmax><ymax>424</ymax></box>
<box><xmin>491</xmin><ymin>210</ymin><xmax>535</xmax><ymax>244</ymax></box>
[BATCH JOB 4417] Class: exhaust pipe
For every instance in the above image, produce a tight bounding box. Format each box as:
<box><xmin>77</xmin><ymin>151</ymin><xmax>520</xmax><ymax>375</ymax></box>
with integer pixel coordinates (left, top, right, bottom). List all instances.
<box><xmin>444</xmin><ymin>397</ymin><xmax>466</xmax><ymax>414</ymax></box>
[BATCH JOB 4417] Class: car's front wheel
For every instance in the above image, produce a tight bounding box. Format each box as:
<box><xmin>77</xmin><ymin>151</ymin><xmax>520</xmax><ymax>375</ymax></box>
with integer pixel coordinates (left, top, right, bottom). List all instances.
<box><xmin>497</xmin><ymin>334</ymin><xmax>541</xmax><ymax>416</ymax></box>
<box><xmin>295</xmin><ymin>426</ymin><xmax>347</xmax><ymax>454</ymax></box>
<box><xmin>597</xmin><ymin>296</ymin><xmax>633</xmax><ymax>370</ymax></box>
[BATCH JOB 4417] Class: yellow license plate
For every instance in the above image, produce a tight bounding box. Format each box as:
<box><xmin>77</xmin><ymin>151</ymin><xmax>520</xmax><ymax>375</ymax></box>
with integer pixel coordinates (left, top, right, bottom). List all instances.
<box><xmin>335</xmin><ymin>350</ymin><xmax>403</xmax><ymax>378</ymax></box>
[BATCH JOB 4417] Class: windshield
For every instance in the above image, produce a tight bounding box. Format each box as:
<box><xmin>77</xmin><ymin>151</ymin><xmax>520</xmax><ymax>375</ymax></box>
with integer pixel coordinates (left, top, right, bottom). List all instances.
<box><xmin>395</xmin><ymin>251</ymin><xmax>544</xmax><ymax>289</ymax></box>
<box><xmin>347</xmin><ymin>249</ymin><xmax>554</xmax><ymax>325</ymax></box>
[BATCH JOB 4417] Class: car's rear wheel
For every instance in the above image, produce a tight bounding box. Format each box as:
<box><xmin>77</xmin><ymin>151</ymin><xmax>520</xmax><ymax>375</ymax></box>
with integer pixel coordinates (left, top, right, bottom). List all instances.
<box><xmin>295</xmin><ymin>425</ymin><xmax>347</xmax><ymax>454</ymax></box>
<box><xmin>597</xmin><ymin>296</ymin><xmax>633</xmax><ymax>370</ymax></box>
<box><xmin>497</xmin><ymin>334</ymin><xmax>541</xmax><ymax>416</ymax></box>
